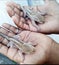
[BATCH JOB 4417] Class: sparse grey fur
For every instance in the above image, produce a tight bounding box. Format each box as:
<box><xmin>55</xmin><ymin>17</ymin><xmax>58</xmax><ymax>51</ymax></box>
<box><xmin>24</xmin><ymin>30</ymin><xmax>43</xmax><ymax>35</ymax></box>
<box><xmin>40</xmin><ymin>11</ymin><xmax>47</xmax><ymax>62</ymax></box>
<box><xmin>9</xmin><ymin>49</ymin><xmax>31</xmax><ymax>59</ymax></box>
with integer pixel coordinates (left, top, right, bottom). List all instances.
<box><xmin>0</xmin><ymin>32</ymin><xmax>35</xmax><ymax>54</ymax></box>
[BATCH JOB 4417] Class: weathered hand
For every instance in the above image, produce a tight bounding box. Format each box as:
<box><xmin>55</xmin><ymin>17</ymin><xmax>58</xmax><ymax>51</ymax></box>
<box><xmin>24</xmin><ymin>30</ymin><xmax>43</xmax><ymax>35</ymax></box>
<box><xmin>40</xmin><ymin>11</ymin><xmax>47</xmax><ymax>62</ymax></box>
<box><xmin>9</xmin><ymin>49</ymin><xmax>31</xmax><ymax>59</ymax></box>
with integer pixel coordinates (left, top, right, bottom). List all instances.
<box><xmin>6</xmin><ymin>0</ymin><xmax>59</xmax><ymax>34</ymax></box>
<box><xmin>0</xmin><ymin>23</ymin><xmax>55</xmax><ymax>64</ymax></box>
<box><xmin>6</xmin><ymin>2</ymin><xmax>37</xmax><ymax>31</ymax></box>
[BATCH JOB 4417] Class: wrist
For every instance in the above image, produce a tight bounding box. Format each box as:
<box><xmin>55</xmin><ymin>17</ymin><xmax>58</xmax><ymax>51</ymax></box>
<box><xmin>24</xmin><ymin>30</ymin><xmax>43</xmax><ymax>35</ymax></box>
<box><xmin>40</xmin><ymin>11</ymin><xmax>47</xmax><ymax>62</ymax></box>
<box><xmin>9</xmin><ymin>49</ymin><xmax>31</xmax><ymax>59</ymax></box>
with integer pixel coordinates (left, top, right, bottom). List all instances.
<box><xmin>47</xmin><ymin>41</ymin><xmax>59</xmax><ymax>64</ymax></box>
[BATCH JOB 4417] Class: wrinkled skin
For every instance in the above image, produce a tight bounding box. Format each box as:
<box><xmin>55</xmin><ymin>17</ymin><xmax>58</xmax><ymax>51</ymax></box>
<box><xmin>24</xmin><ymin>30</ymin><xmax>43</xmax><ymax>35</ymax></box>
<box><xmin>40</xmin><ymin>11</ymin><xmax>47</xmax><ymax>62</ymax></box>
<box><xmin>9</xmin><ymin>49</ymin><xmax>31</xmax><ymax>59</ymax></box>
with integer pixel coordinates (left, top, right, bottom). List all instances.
<box><xmin>0</xmin><ymin>23</ymin><xmax>55</xmax><ymax>64</ymax></box>
<box><xmin>0</xmin><ymin>0</ymin><xmax>58</xmax><ymax>64</ymax></box>
<box><xmin>6</xmin><ymin>0</ymin><xmax>59</xmax><ymax>34</ymax></box>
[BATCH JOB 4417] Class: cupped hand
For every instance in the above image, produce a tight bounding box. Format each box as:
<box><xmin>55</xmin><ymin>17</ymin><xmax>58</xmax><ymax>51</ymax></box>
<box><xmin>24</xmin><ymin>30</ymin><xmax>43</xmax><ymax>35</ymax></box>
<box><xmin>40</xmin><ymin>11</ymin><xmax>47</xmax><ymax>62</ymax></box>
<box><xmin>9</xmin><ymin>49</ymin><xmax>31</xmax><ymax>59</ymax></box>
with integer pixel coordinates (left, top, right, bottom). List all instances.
<box><xmin>0</xmin><ymin>23</ymin><xmax>55</xmax><ymax>64</ymax></box>
<box><xmin>6</xmin><ymin>0</ymin><xmax>59</xmax><ymax>34</ymax></box>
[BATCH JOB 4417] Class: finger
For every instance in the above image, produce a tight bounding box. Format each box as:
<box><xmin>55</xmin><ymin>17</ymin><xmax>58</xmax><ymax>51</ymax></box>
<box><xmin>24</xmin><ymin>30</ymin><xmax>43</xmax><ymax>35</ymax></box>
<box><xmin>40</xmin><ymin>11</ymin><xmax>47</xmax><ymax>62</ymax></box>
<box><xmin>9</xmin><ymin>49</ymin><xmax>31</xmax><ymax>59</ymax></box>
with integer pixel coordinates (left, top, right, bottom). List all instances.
<box><xmin>0</xmin><ymin>27</ymin><xmax>15</xmax><ymax>45</ymax></box>
<box><xmin>12</xmin><ymin>14</ymin><xmax>24</xmax><ymax>29</ymax></box>
<box><xmin>0</xmin><ymin>27</ymin><xmax>25</xmax><ymax>63</ymax></box>
<box><xmin>0</xmin><ymin>36</ymin><xmax>8</xmax><ymax>45</ymax></box>
<box><xmin>2</xmin><ymin>23</ymin><xmax>22</xmax><ymax>34</ymax></box>
<box><xmin>0</xmin><ymin>43</ymin><xmax>24</xmax><ymax>63</ymax></box>
<box><xmin>0</xmin><ymin>43</ymin><xmax>8</xmax><ymax>56</ymax></box>
<box><xmin>7</xmin><ymin>47</ymin><xmax>24</xmax><ymax>63</ymax></box>
<box><xmin>0</xmin><ymin>27</ymin><xmax>15</xmax><ymax>36</ymax></box>
<box><xmin>6</xmin><ymin>2</ymin><xmax>24</xmax><ymax>17</ymax></box>
<box><xmin>19</xmin><ymin>18</ymin><xmax>30</xmax><ymax>30</ymax></box>
<box><xmin>28</xmin><ymin>20</ymin><xmax>37</xmax><ymax>32</ymax></box>
<box><xmin>6</xmin><ymin>2</ymin><xmax>21</xmax><ymax>9</ymax></box>
<box><xmin>12</xmin><ymin>14</ymin><xmax>37</xmax><ymax>32</ymax></box>
<box><xmin>24</xmin><ymin>19</ymin><xmax>38</xmax><ymax>32</ymax></box>
<box><xmin>6</xmin><ymin>6</ymin><xmax>15</xmax><ymax>17</ymax></box>
<box><xmin>12</xmin><ymin>14</ymin><xmax>30</xmax><ymax>30</ymax></box>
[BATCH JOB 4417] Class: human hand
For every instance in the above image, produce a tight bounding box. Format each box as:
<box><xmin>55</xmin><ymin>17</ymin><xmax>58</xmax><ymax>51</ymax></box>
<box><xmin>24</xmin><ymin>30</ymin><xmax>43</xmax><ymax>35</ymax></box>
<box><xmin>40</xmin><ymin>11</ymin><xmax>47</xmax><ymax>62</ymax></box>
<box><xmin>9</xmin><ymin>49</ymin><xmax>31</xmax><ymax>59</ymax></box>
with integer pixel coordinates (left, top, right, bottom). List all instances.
<box><xmin>6</xmin><ymin>0</ymin><xmax>59</xmax><ymax>34</ymax></box>
<box><xmin>0</xmin><ymin>23</ymin><xmax>55</xmax><ymax>64</ymax></box>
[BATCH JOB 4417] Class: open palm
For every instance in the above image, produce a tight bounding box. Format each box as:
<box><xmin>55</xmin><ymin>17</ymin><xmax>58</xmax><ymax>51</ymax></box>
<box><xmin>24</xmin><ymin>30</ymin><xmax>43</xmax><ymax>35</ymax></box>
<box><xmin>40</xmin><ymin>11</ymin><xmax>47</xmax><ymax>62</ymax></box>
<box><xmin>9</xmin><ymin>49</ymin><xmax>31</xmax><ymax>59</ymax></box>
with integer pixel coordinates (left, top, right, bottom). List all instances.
<box><xmin>0</xmin><ymin>23</ymin><xmax>54</xmax><ymax>64</ymax></box>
